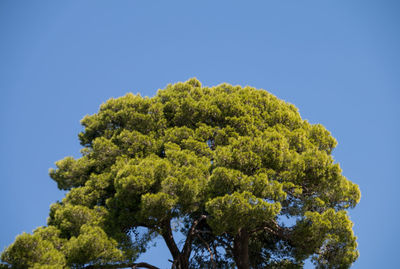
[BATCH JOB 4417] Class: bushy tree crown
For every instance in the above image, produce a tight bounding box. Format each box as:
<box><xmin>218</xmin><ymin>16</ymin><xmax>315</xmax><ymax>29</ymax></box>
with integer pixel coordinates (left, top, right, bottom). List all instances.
<box><xmin>1</xmin><ymin>78</ymin><xmax>360</xmax><ymax>269</ymax></box>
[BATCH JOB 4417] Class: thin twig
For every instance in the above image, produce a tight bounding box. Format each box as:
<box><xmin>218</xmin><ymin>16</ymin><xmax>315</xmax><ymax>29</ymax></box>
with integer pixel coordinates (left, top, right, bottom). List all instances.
<box><xmin>196</xmin><ymin>234</ymin><xmax>217</xmax><ymax>269</ymax></box>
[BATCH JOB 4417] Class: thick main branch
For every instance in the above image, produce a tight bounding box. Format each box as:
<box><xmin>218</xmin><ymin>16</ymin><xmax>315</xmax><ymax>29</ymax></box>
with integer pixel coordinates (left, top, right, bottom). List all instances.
<box><xmin>85</xmin><ymin>262</ymin><xmax>159</xmax><ymax>269</ymax></box>
<box><xmin>181</xmin><ymin>215</ymin><xmax>207</xmax><ymax>261</ymax></box>
<box><xmin>161</xmin><ymin>218</ymin><xmax>181</xmax><ymax>260</ymax></box>
<box><xmin>233</xmin><ymin>228</ymin><xmax>250</xmax><ymax>269</ymax></box>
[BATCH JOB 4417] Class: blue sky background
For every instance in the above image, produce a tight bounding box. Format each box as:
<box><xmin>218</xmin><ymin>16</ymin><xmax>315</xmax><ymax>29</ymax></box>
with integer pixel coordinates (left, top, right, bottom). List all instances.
<box><xmin>0</xmin><ymin>1</ymin><xmax>399</xmax><ymax>268</ymax></box>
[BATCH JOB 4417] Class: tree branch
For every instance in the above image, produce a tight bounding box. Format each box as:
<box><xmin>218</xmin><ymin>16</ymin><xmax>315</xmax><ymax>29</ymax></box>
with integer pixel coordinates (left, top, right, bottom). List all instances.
<box><xmin>196</xmin><ymin>233</ymin><xmax>217</xmax><ymax>269</ymax></box>
<box><xmin>160</xmin><ymin>218</ymin><xmax>181</xmax><ymax>260</ymax></box>
<box><xmin>249</xmin><ymin>221</ymin><xmax>291</xmax><ymax>241</ymax></box>
<box><xmin>84</xmin><ymin>262</ymin><xmax>159</xmax><ymax>269</ymax></box>
<box><xmin>181</xmin><ymin>214</ymin><xmax>207</xmax><ymax>261</ymax></box>
<box><xmin>132</xmin><ymin>262</ymin><xmax>160</xmax><ymax>269</ymax></box>
<box><xmin>216</xmin><ymin>234</ymin><xmax>234</xmax><ymax>252</ymax></box>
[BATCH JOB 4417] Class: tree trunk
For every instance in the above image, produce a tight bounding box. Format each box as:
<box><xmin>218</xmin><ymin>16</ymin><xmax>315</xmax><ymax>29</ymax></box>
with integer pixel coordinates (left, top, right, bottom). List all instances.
<box><xmin>233</xmin><ymin>228</ymin><xmax>250</xmax><ymax>269</ymax></box>
<box><xmin>171</xmin><ymin>256</ymin><xmax>189</xmax><ymax>269</ymax></box>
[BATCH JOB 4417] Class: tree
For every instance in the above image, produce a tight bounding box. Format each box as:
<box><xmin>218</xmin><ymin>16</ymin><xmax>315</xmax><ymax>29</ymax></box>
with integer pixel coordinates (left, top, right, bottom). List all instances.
<box><xmin>1</xmin><ymin>78</ymin><xmax>360</xmax><ymax>269</ymax></box>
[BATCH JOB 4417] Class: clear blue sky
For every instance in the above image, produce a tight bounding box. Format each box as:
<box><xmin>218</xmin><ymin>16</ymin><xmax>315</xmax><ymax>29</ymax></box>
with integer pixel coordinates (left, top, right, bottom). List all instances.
<box><xmin>0</xmin><ymin>1</ymin><xmax>399</xmax><ymax>268</ymax></box>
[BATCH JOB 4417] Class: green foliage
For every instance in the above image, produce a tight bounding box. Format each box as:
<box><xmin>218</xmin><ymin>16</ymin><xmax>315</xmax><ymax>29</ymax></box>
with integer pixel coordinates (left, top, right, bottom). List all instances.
<box><xmin>206</xmin><ymin>191</ymin><xmax>282</xmax><ymax>235</ymax></box>
<box><xmin>1</xmin><ymin>227</ymin><xmax>66</xmax><ymax>269</ymax></box>
<box><xmin>63</xmin><ymin>225</ymin><xmax>122</xmax><ymax>266</ymax></box>
<box><xmin>292</xmin><ymin>209</ymin><xmax>358</xmax><ymax>268</ymax></box>
<box><xmin>1</xmin><ymin>78</ymin><xmax>360</xmax><ymax>269</ymax></box>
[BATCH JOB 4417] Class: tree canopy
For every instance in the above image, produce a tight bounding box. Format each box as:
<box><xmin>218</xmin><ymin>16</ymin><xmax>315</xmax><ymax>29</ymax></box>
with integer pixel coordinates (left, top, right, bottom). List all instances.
<box><xmin>1</xmin><ymin>78</ymin><xmax>360</xmax><ymax>269</ymax></box>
